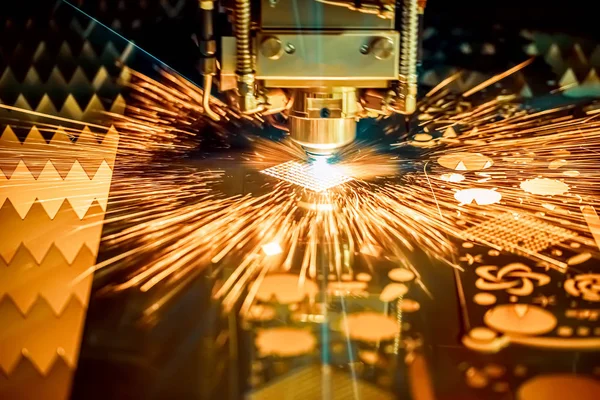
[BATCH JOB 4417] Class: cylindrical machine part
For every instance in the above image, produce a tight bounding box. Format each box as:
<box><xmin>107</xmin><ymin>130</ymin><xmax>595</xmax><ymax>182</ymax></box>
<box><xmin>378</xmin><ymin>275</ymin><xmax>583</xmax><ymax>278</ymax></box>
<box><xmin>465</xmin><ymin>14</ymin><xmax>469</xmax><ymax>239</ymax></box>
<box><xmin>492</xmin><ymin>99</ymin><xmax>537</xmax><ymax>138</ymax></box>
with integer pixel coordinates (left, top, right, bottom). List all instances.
<box><xmin>289</xmin><ymin>88</ymin><xmax>358</xmax><ymax>158</ymax></box>
<box><xmin>234</xmin><ymin>0</ymin><xmax>257</xmax><ymax>112</ymax></box>
<box><xmin>399</xmin><ymin>0</ymin><xmax>419</xmax><ymax>114</ymax></box>
<box><xmin>196</xmin><ymin>0</ymin><xmax>217</xmax><ymax>76</ymax></box>
<box><xmin>234</xmin><ymin>0</ymin><xmax>252</xmax><ymax>76</ymax></box>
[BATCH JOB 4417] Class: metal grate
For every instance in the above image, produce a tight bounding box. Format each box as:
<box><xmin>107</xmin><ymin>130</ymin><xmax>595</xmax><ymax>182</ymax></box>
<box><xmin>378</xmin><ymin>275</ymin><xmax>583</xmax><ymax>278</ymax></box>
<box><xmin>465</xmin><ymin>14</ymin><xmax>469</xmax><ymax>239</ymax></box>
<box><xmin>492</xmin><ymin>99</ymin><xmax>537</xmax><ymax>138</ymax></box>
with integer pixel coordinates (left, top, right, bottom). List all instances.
<box><xmin>261</xmin><ymin>161</ymin><xmax>352</xmax><ymax>192</ymax></box>
<box><xmin>463</xmin><ymin>213</ymin><xmax>577</xmax><ymax>253</ymax></box>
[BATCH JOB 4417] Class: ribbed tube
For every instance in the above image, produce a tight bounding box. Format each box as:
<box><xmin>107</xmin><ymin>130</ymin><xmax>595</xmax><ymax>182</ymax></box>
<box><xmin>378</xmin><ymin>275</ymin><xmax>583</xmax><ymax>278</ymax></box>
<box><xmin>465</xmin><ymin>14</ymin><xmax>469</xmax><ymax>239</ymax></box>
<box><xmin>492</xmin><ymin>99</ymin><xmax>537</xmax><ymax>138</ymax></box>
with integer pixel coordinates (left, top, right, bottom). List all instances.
<box><xmin>234</xmin><ymin>0</ymin><xmax>253</xmax><ymax>75</ymax></box>
<box><xmin>400</xmin><ymin>0</ymin><xmax>418</xmax><ymax>78</ymax></box>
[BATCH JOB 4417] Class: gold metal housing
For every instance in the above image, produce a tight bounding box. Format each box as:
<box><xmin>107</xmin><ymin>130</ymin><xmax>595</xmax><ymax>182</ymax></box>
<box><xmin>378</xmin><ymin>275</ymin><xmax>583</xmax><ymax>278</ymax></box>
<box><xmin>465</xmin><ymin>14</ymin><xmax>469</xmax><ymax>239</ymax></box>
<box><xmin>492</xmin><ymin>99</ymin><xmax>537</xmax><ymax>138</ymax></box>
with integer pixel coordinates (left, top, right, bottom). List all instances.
<box><xmin>289</xmin><ymin>88</ymin><xmax>358</xmax><ymax>157</ymax></box>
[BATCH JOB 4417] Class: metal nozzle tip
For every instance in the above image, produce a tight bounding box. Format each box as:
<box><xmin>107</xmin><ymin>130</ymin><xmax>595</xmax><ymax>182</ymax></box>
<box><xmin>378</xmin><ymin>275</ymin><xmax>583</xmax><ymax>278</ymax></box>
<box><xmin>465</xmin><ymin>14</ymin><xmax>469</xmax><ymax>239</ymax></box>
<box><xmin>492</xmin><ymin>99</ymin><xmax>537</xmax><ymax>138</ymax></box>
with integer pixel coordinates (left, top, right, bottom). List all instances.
<box><xmin>303</xmin><ymin>145</ymin><xmax>345</xmax><ymax>163</ymax></box>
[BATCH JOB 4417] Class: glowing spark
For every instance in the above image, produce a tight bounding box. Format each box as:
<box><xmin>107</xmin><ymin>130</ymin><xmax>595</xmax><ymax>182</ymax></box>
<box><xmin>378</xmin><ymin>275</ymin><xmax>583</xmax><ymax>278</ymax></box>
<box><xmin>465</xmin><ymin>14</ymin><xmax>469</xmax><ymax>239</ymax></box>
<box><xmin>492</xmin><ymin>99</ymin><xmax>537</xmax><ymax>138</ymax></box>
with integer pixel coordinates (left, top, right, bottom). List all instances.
<box><xmin>462</xmin><ymin>57</ymin><xmax>534</xmax><ymax>97</ymax></box>
<box><xmin>262</xmin><ymin>241</ymin><xmax>283</xmax><ymax>256</ymax></box>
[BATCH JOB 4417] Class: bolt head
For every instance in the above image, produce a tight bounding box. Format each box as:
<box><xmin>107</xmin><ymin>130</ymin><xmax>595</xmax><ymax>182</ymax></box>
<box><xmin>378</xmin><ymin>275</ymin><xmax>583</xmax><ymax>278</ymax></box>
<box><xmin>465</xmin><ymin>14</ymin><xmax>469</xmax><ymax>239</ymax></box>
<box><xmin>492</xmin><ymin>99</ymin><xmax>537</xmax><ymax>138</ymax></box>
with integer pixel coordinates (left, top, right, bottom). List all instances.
<box><xmin>260</xmin><ymin>36</ymin><xmax>283</xmax><ymax>60</ymax></box>
<box><xmin>370</xmin><ymin>37</ymin><xmax>394</xmax><ymax>60</ymax></box>
<box><xmin>284</xmin><ymin>43</ymin><xmax>295</xmax><ymax>54</ymax></box>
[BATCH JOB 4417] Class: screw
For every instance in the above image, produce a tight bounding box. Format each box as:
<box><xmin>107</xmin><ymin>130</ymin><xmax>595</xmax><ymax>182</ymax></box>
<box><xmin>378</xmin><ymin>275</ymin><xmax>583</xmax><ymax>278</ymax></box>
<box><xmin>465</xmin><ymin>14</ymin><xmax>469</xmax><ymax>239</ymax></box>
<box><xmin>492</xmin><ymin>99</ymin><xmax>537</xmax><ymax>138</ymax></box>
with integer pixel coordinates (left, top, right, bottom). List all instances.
<box><xmin>320</xmin><ymin>108</ymin><xmax>330</xmax><ymax>118</ymax></box>
<box><xmin>360</xmin><ymin>44</ymin><xmax>369</xmax><ymax>55</ymax></box>
<box><xmin>284</xmin><ymin>43</ymin><xmax>295</xmax><ymax>54</ymax></box>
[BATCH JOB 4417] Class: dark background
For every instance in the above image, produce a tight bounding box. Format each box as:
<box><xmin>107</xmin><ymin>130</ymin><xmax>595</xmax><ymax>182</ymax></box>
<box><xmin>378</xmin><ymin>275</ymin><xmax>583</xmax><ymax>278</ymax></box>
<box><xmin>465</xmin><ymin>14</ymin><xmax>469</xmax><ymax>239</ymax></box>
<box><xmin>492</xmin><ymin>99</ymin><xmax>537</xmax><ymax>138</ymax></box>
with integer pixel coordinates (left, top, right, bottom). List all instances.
<box><xmin>2</xmin><ymin>0</ymin><xmax>598</xmax><ymax>85</ymax></box>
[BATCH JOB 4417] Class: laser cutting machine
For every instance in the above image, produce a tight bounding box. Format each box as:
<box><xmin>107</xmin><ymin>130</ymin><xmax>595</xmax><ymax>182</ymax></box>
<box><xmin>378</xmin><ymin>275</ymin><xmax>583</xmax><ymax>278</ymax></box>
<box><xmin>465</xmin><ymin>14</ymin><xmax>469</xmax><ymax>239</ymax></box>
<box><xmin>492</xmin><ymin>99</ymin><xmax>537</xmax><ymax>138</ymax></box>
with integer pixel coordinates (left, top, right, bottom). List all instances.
<box><xmin>196</xmin><ymin>0</ymin><xmax>426</xmax><ymax>158</ymax></box>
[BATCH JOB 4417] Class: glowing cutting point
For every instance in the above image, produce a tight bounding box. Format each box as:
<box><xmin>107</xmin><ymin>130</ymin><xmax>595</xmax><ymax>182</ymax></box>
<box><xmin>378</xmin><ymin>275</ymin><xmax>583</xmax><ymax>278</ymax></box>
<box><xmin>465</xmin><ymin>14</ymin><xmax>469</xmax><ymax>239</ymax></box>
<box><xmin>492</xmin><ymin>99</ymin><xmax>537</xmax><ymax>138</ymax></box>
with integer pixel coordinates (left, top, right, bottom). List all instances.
<box><xmin>262</xmin><ymin>241</ymin><xmax>283</xmax><ymax>256</ymax></box>
<box><xmin>261</xmin><ymin>159</ymin><xmax>352</xmax><ymax>192</ymax></box>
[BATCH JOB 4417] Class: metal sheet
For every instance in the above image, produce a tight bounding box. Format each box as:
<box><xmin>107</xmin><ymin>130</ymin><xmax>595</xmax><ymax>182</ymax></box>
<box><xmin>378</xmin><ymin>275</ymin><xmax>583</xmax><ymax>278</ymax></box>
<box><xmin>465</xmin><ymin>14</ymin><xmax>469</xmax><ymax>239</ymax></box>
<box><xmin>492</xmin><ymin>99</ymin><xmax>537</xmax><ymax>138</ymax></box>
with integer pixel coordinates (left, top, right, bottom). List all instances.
<box><xmin>256</xmin><ymin>31</ymin><xmax>399</xmax><ymax>84</ymax></box>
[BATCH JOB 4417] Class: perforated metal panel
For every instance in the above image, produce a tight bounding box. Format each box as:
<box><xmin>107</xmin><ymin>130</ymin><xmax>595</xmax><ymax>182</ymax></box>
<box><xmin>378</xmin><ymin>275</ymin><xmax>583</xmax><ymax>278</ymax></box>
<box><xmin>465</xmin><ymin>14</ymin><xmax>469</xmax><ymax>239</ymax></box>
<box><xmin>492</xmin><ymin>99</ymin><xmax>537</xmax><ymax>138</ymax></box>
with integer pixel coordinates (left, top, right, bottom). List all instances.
<box><xmin>463</xmin><ymin>213</ymin><xmax>577</xmax><ymax>253</ymax></box>
<box><xmin>261</xmin><ymin>161</ymin><xmax>352</xmax><ymax>192</ymax></box>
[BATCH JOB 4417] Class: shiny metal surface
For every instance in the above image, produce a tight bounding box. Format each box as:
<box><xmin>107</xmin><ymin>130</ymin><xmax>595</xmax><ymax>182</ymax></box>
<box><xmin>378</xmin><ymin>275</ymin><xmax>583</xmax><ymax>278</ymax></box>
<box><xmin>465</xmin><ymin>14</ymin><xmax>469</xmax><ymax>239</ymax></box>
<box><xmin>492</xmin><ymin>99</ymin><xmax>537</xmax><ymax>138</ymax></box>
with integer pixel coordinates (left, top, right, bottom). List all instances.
<box><xmin>219</xmin><ymin>36</ymin><xmax>237</xmax><ymax>92</ymax></box>
<box><xmin>370</xmin><ymin>36</ymin><xmax>396</xmax><ymax>60</ymax></box>
<box><xmin>398</xmin><ymin>0</ymin><xmax>419</xmax><ymax>114</ymax></box>
<box><xmin>218</xmin><ymin>0</ymin><xmax>419</xmax><ymax>150</ymax></box>
<box><xmin>220</xmin><ymin>0</ymin><xmax>416</xmax><ymax>151</ymax></box>
<box><xmin>289</xmin><ymin>117</ymin><xmax>356</xmax><ymax>156</ymax></box>
<box><xmin>289</xmin><ymin>88</ymin><xmax>358</xmax><ymax>156</ymax></box>
<box><xmin>234</xmin><ymin>0</ymin><xmax>258</xmax><ymax>112</ymax></box>
<box><xmin>256</xmin><ymin>32</ymin><xmax>400</xmax><ymax>85</ymax></box>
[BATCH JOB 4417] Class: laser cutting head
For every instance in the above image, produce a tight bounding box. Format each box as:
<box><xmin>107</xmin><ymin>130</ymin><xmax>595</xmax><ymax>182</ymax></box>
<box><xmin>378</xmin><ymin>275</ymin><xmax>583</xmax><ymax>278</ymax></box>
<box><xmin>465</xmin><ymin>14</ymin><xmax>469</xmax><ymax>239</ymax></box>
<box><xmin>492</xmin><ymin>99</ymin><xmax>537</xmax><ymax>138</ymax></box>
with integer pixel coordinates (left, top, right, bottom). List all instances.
<box><xmin>196</xmin><ymin>0</ymin><xmax>425</xmax><ymax>153</ymax></box>
<box><xmin>289</xmin><ymin>88</ymin><xmax>358</xmax><ymax>159</ymax></box>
